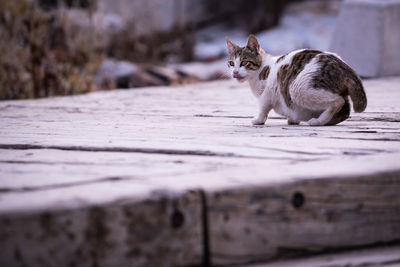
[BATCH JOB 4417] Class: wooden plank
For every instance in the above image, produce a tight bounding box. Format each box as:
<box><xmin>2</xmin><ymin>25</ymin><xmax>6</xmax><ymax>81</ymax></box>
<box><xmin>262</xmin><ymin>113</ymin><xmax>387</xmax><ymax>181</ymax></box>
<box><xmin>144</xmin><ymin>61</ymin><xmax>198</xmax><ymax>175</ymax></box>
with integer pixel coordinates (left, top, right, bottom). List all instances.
<box><xmin>0</xmin><ymin>80</ymin><xmax>399</xmax><ymax>162</ymax></box>
<box><xmin>240</xmin><ymin>245</ymin><xmax>400</xmax><ymax>267</ymax></box>
<box><xmin>0</xmin><ymin>149</ymin><xmax>399</xmax><ymax>215</ymax></box>
<box><xmin>207</xmin><ymin>170</ymin><xmax>400</xmax><ymax>264</ymax></box>
<box><xmin>0</xmin><ymin>190</ymin><xmax>203</xmax><ymax>267</ymax></box>
<box><xmin>0</xmin><ymin>77</ymin><xmax>400</xmax><ymax>266</ymax></box>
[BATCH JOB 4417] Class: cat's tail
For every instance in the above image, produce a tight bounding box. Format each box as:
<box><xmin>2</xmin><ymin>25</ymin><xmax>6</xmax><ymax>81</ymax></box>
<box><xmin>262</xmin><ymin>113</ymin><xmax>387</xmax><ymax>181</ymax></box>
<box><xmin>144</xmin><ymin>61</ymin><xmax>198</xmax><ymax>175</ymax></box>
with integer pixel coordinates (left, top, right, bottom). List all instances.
<box><xmin>346</xmin><ymin>75</ymin><xmax>367</xmax><ymax>113</ymax></box>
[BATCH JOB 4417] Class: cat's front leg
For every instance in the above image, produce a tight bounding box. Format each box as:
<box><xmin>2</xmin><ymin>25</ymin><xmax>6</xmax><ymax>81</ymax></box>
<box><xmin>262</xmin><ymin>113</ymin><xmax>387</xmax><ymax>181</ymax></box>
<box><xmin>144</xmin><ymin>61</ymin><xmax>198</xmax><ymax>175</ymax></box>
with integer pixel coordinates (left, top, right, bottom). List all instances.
<box><xmin>252</xmin><ymin>100</ymin><xmax>271</xmax><ymax>125</ymax></box>
<box><xmin>252</xmin><ymin>116</ymin><xmax>267</xmax><ymax>125</ymax></box>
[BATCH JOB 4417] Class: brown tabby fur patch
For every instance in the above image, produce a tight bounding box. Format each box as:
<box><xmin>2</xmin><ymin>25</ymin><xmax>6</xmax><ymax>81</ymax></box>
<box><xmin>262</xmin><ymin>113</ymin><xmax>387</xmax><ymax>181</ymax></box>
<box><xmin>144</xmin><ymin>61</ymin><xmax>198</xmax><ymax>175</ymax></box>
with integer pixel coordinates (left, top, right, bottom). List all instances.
<box><xmin>277</xmin><ymin>64</ymin><xmax>291</xmax><ymax>106</ymax></box>
<box><xmin>277</xmin><ymin>50</ymin><xmax>322</xmax><ymax>107</ymax></box>
<box><xmin>259</xmin><ymin>66</ymin><xmax>270</xmax><ymax>80</ymax></box>
<box><xmin>327</xmin><ymin>97</ymin><xmax>350</xmax><ymax>125</ymax></box>
<box><xmin>229</xmin><ymin>46</ymin><xmax>243</xmax><ymax>61</ymax></box>
<box><xmin>313</xmin><ymin>54</ymin><xmax>367</xmax><ymax>112</ymax></box>
<box><xmin>229</xmin><ymin>47</ymin><xmax>262</xmax><ymax>71</ymax></box>
<box><xmin>276</xmin><ymin>54</ymin><xmax>286</xmax><ymax>63</ymax></box>
<box><xmin>241</xmin><ymin>47</ymin><xmax>262</xmax><ymax>70</ymax></box>
<box><xmin>313</xmin><ymin>54</ymin><xmax>347</xmax><ymax>95</ymax></box>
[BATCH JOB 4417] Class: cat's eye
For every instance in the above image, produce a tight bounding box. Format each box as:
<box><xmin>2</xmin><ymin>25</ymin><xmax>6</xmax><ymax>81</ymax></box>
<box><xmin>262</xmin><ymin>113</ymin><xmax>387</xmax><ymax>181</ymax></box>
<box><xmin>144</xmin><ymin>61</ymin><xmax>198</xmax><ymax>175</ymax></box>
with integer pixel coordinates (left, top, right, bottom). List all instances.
<box><xmin>241</xmin><ymin>61</ymin><xmax>251</xmax><ymax>67</ymax></box>
<box><xmin>228</xmin><ymin>61</ymin><xmax>234</xmax><ymax>67</ymax></box>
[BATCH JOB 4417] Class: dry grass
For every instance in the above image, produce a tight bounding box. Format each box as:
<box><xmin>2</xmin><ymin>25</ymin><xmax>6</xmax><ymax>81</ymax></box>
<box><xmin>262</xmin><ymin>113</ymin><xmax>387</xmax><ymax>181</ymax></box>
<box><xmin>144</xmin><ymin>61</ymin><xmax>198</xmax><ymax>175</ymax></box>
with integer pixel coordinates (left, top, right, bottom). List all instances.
<box><xmin>0</xmin><ymin>0</ymin><xmax>100</xmax><ymax>100</ymax></box>
<box><xmin>0</xmin><ymin>0</ymin><xmax>285</xmax><ymax>100</ymax></box>
<box><xmin>0</xmin><ymin>0</ymin><xmax>194</xmax><ymax>100</ymax></box>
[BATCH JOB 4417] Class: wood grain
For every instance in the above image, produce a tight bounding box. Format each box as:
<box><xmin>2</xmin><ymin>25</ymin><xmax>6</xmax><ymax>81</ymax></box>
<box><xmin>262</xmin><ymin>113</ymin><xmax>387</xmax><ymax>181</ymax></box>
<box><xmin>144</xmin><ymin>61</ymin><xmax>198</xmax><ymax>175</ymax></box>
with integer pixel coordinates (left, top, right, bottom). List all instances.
<box><xmin>0</xmin><ymin>77</ymin><xmax>400</xmax><ymax>266</ymax></box>
<box><xmin>240</xmin><ymin>245</ymin><xmax>400</xmax><ymax>267</ymax></box>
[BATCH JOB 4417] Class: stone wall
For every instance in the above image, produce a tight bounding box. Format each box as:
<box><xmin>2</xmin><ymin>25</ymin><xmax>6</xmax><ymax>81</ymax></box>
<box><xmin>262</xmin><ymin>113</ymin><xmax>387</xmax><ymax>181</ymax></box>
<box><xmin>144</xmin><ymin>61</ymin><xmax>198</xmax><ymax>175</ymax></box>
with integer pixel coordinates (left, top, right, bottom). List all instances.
<box><xmin>330</xmin><ymin>0</ymin><xmax>400</xmax><ymax>77</ymax></box>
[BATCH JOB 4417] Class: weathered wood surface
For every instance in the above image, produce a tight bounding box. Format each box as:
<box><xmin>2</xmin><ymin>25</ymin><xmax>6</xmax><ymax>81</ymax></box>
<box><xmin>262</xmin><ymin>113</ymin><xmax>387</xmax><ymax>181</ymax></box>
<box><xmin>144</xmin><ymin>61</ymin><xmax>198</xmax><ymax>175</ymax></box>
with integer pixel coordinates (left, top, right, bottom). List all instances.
<box><xmin>0</xmin><ymin>191</ymin><xmax>203</xmax><ymax>267</ymax></box>
<box><xmin>208</xmin><ymin>169</ymin><xmax>400</xmax><ymax>264</ymax></box>
<box><xmin>241</xmin><ymin>245</ymin><xmax>400</xmax><ymax>267</ymax></box>
<box><xmin>0</xmin><ymin>77</ymin><xmax>400</xmax><ymax>266</ymax></box>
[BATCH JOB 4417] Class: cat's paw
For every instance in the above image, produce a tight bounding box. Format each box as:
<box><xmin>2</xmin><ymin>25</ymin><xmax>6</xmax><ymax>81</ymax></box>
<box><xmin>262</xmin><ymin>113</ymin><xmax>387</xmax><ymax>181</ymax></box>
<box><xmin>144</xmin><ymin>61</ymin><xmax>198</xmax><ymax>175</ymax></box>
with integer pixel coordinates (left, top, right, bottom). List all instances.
<box><xmin>308</xmin><ymin>118</ymin><xmax>322</xmax><ymax>126</ymax></box>
<box><xmin>252</xmin><ymin>118</ymin><xmax>265</xmax><ymax>125</ymax></box>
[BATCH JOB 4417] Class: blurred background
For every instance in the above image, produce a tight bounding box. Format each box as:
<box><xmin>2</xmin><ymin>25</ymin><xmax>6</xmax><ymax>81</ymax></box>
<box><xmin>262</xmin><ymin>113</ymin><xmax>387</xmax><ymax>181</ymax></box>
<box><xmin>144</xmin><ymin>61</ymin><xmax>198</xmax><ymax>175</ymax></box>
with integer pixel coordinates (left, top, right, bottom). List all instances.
<box><xmin>0</xmin><ymin>0</ymin><xmax>341</xmax><ymax>100</ymax></box>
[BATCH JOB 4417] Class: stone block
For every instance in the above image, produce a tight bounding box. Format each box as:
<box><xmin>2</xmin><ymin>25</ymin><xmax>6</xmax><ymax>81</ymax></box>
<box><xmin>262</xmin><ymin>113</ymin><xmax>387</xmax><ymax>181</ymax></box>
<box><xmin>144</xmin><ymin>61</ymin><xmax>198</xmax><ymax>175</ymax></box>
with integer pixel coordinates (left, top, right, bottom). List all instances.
<box><xmin>330</xmin><ymin>0</ymin><xmax>400</xmax><ymax>77</ymax></box>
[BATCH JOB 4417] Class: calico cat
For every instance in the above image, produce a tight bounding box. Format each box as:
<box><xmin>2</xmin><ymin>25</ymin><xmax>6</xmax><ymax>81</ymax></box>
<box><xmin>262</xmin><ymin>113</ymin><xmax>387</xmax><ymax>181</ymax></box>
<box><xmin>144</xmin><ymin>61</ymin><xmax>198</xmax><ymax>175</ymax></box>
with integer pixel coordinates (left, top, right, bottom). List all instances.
<box><xmin>226</xmin><ymin>35</ymin><xmax>367</xmax><ymax>126</ymax></box>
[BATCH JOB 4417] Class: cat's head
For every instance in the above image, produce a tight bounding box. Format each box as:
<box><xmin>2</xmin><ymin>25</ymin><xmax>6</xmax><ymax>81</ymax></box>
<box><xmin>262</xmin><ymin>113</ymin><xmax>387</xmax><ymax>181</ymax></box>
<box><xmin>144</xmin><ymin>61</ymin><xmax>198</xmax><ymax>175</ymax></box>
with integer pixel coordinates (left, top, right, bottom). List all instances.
<box><xmin>226</xmin><ymin>35</ymin><xmax>262</xmax><ymax>83</ymax></box>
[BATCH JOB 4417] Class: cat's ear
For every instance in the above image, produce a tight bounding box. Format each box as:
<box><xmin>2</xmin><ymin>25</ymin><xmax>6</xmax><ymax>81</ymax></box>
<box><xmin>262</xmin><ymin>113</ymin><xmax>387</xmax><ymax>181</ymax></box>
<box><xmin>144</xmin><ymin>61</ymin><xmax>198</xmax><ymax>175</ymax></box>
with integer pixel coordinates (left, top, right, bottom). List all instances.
<box><xmin>226</xmin><ymin>38</ymin><xmax>239</xmax><ymax>55</ymax></box>
<box><xmin>246</xmin><ymin>34</ymin><xmax>260</xmax><ymax>54</ymax></box>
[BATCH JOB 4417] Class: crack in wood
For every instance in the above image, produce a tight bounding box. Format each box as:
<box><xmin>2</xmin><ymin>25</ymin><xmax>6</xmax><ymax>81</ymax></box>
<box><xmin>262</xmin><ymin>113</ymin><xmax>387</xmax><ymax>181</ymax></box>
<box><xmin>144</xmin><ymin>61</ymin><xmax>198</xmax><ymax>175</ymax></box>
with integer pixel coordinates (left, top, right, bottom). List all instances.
<box><xmin>0</xmin><ymin>104</ymin><xmax>84</xmax><ymax>113</ymax></box>
<box><xmin>324</xmin><ymin>137</ymin><xmax>400</xmax><ymax>142</ymax></box>
<box><xmin>0</xmin><ymin>176</ymin><xmax>139</xmax><ymax>193</ymax></box>
<box><xmin>199</xmin><ymin>189</ymin><xmax>211</xmax><ymax>267</ymax></box>
<box><xmin>242</xmin><ymin>145</ymin><xmax>334</xmax><ymax>156</ymax></box>
<box><xmin>281</xmin><ymin>127</ymin><xmax>397</xmax><ymax>135</ymax></box>
<box><xmin>194</xmin><ymin>114</ymin><xmax>252</xmax><ymax>119</ymax></box>
<box><xmin>382</xmin><ymin>259</ymin><xmax>400</xmax><ymax>266</ymax></box>
<box><xmin>348</xmin><ymin>117</ymin><xmax>400</xmax><ymax>123</ymax></box>
<box><xmin>0</xmin><ymin>143</ymin><xmax>238</xmax><ymax>157</ymax></box>
<box><xmin>0</xmin><ymin>160</ymin><xmax>106</xmax><ymax>166</ymax></box>
<box><xmin>207</xmin><ymin>134</ymin><xmax>400</xmax><ymax>143</ymax></box>
<box><xmin>211</xmin><ymin>242</ymin><xmax>400</xmax><ymax>266</ymax></box>
<box><xmin>0</xmin><ymin>143</ymin><xmax>284</xmax><ymax>160</ymax></box>
<box><xmin>0</xmin><ymin>160</ymin><xmax>145</xmax><ymax>166</ymax></box>
<box><xmin>274</xmin><ymin>240</ymin><xmax>400</xmax><ymax>262</ymax></box>
<box><xmin>194</xmin><ymin>114</ymin><xmax>285</xmax><ymax>120</ymax></box>
<box><xmin>193</xmin><ymin>114</ymin><xmax>400</xmax><ymax>123</ymax></box>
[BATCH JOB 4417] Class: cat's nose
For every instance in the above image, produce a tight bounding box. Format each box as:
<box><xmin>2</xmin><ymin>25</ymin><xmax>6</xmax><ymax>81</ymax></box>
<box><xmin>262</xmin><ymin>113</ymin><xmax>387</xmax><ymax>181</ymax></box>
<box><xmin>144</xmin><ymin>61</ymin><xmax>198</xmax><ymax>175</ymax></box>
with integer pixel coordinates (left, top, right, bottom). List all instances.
<box><xmin>233</xmin><ymin>70</ymin><xmax>239</xmax><ymax>75</ymax></box>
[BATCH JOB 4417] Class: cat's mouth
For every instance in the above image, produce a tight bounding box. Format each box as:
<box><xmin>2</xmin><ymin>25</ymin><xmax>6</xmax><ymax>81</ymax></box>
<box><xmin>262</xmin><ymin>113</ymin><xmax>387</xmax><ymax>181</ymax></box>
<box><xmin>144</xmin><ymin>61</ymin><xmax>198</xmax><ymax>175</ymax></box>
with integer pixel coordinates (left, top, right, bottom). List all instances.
<box><xmin>233</xmin><ymin>73</ymin><xmax>246</xmax><ymax>81</ymax></box>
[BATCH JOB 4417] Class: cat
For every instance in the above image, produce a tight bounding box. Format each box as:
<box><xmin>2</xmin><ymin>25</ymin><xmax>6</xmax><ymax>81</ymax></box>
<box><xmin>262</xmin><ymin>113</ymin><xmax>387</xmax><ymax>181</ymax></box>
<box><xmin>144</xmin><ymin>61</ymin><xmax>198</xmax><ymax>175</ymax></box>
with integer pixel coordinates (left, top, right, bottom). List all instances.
<box><xmin>226</xmin><ymin>35</ymin><xmax>367</xmax><ymax>126</ymax></box>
